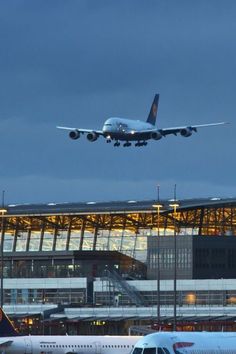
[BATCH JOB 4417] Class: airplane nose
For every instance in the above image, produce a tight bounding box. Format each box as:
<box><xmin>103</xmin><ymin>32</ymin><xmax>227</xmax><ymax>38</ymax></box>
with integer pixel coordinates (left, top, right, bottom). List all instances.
<box><xmin>103</xmin><ymin>124</ymin><xmax>113</xmax><ymax>133</ymax></box>
<box><xmin>103</xmin><ymin>125</ymin><xmax>109</xmax><ymax>132</ymax></box>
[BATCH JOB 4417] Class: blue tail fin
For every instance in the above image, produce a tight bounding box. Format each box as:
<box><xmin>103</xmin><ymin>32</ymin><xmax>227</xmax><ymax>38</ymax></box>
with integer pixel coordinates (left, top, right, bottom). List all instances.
<box><xmin>146</xmin><ymin>94</ymin><xmax>159</xmax><ymax>126</ymax></box>
<box><xmin>0</xmin><ymin>308</ymin><xmax>20</xmax><ymax>337</ymax></box>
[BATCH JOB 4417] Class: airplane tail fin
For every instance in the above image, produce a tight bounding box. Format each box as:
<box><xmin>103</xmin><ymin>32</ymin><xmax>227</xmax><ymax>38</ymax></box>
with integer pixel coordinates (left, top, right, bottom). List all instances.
<box><xmin>0</xmin><ymin>308</ymin><xmax>20</xmax><ymax>337</ymax></box>
<box><xmin>146</xmin><ymin>94</ymin><xmax>159</xmax><ymax>126</ymax></box>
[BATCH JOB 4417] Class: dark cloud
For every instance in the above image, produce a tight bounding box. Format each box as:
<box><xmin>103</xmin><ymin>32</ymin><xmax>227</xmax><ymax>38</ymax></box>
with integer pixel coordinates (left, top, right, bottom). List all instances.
<box><xmin>0</xmin><ymin>0</ymin><xmax>235</xmax><ymax>203</ymax></box>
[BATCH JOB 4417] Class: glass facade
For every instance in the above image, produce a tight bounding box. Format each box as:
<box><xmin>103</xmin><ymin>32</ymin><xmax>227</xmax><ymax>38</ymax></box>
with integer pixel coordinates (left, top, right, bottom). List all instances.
<box><xmin>1</xmin><ymin>203</ymin><xmax>236</xmax><ymax>282</ymax></box>
<box><xmin>3</xmin><ymin>251</ymin><xmax>146</xmax><ymax>279</ymax></box>
<box><xmin>94</xmin><ymin>287</ymin><xmax>236</xmax><ymax>307</ymax></box>
<box><xmin>4</xmin><ymin>288</ymin><xmax>86</xmax><ymax>305</ymax></box>
<box><xmin>2</xmin><ymin>205</ymin><xmax>236</xmax><ymax>263</ymax></box>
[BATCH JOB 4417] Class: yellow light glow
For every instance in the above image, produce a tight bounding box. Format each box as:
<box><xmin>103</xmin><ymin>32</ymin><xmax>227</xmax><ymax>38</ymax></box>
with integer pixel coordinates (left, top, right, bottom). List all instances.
<box><xmin>152</xmin><ymin>204</ymin><xmax>163</xmax><ymax>209</ymax></box>
<box><xmin>169</xmin><ymin>203</ymin><xmax>179</xmax><ymax>214</ymax></box>
<box><xmin>92</xmin><ymin>320</ymin><xmax>106</xmax><ymax>326</ymax></box>
<box><xmin>185</xmin><ymin>293</ymin><xmax>196</xmax><ymax>304</ymax></box>
<box><xmin>227</xmin><ymin>296</ymin><xmax>236</xmax><ymax>304</ymax></box>
<box><xmin>169</xmin><ymin>203</ymin><xmax>179</xmax><ymax>208</ymax></box>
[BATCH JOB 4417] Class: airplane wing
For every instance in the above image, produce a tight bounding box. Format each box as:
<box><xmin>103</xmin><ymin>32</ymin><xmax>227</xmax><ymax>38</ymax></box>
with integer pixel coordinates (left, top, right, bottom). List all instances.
<box><xmin>57</xmin><ymin>126</ymin><xmax>104</xmax><ymax>136</ymax></box>
<box><xmin>159</xmin><ymin>122</ymin><xmax>228</xmax><ymax>136</ymax></box>
<box><xmin>127</xmin><ymin>122</ymin><xmax>227</xmax><ymax>137</ymax></box>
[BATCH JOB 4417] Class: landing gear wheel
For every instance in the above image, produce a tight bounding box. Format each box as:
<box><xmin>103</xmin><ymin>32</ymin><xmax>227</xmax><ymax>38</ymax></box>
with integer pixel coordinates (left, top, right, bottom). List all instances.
<box><xmin>123</xmin><ymin>142</ymin><xmax>131</xmax><ymax>147</ymax></box>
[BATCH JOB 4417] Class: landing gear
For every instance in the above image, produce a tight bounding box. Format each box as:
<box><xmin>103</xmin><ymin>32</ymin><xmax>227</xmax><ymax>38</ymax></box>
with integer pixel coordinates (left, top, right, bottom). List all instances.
<box><xmin>106</xmin><ymin>139</ymin><xmax>111</xmax><ymax>143</ymax></box>
<box><xmin>123</xmin><ymin>142</ymin><xmax>131</xmax><ymax>147</ymax></box>
<box><xmin>114</xmin><ymin>141</ymin><xmax>120</xmax><ymax>147</ymax></box>
<box><xmin>135</xmin><ymin>141</ymin><xmax>148</xmax><ymax>147</ymax></box>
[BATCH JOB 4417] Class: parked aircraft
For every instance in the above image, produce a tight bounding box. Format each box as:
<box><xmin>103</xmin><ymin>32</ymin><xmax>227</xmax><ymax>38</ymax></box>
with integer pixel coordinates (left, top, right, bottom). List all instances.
<box><xmin>132</xmin><ymin>331</ymin><xmax>236</xmax><ymax>354</ymax></box>
<box><xmin>0</xmin><ymin>308</ymin><xmax>141</xmax><ymax>354</ymax></box>
<box><xmin>57</xmin><ymin>94</ymin><xmax>227</xmax><ymax>147</ymax></box>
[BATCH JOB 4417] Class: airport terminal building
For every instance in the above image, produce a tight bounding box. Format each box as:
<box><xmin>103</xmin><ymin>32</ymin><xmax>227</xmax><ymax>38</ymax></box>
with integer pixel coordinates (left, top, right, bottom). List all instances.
<box><xmin>2</xmin><ymin>198</ymin><xmax>236</xmax><ymax>334</ymax></box>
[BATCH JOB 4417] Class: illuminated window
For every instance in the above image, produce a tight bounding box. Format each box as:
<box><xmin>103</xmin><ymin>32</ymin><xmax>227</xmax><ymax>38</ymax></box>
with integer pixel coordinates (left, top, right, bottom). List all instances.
<box><xmin>185</xmin><ymin>293</ymin><xmax>196</xmax><ymax>304</ymax></box>
<box><xmin>3</xmin><ymin>233</ymin><xmax>14</xmax><ymax>251</ymax></box>
<box><xmin>42</xmin><ymin>232</ymin><xmax>53</xmax><ymax>251</ymax></box>
<box><xmin>29</xmin><ymin>232</ymin><xmax>40</xmax><ymax>251</ymax></box>
<box><xmin>69</xmin><ymin>230</ymin><xmax>81</xmax><ymax>250</ymax></box>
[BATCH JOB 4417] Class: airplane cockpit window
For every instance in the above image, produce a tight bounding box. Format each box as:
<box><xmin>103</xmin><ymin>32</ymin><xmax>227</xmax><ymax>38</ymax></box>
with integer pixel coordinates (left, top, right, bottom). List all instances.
<box><xmin>143</xmin><ymin>347</ymin><xmax>156</xmax><ymax>354</ymax></box>
<box><xmin>132</xmin><ymin>347</ymin><xmax>143</xmax><ymax>354</ymax></box>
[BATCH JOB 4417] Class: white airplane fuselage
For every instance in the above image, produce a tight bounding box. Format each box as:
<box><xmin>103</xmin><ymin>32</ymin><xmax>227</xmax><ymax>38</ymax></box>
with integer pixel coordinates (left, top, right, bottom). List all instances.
<box><xmin>133</xmin><ymin>332</ymin><xmax>236</xmax><ymax>354</ymax></box>
<box><xmin>102</xmin><ymin>118</ymin><xmax>154</xmax><ymax>141</ymax></box>
<box><xmin>2</xmin><ymin>335</ymin><xmax>141</xmax><ymax>354</ymax></box>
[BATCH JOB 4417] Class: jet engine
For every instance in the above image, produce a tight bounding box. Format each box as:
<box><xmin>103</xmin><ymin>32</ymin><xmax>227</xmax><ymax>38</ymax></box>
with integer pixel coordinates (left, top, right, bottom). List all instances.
<box><xmin>180</xmin><ymin>128</ymin><xmax>192</xmax><ymax>137</ymax></box>
<box><xmin>151</xmin><ymin>131</ymin><xmax>162</xmax><ymax>140</ymax></box>
<box><xmin>69</xmin><ymin>130</ymin><xmax>80</xmax><ymax>140</ymax></box>
<box><xmin>87</xmin><ymin>132</ymin><xmax>98</xmax><ymax>142</ymax></box>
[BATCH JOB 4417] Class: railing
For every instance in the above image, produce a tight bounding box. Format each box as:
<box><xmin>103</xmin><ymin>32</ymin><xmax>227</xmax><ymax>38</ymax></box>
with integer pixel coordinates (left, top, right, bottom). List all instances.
<box><xmin>103</xmin><ymin>269</ymin><xmax>146</xmax><ymax>306</ymax></box>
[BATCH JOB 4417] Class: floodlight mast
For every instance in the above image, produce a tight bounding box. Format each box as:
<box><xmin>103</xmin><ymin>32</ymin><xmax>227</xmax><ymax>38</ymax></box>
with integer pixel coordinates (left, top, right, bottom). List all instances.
<box><xmin>0</xmin><ymin>191</ymin><xmax>7</xmax><ymax>308</ymax></box>
<box><xmin>152</xmin><ymin>185</ymin><xmax>163</xmax><ymax>329</ymax></box>
<box><xmin>169</xmin><ymin>184</ymin><xmax>179</xmax><ymax>331</ymax></box>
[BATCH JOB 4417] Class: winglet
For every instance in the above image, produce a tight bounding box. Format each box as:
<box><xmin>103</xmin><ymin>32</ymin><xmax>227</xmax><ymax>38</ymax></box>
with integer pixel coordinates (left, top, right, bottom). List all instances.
<box><xmin>0</xmin><ymin>308</ymin><xmax>20</xmax><ymax>337</ymax></box>
<box><xmin>147</xmin><ymin>94</ymin><xmax>159</xmax><ymax>126</ymax></box>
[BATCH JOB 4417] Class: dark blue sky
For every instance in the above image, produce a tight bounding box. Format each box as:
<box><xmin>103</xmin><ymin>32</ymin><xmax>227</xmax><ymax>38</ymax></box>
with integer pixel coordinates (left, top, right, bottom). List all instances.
<box><xmin>0</xmin><ymin>0</ymin><xmax>235</xmax><ymax>204</ymax></box>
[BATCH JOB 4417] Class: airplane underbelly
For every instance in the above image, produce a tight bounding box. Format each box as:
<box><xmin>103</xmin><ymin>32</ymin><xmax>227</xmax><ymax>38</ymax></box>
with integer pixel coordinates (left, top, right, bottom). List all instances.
<box><xmin>111</xmin><ymin>132</ymin><xmax>150</xmax><ymax>141</ymax></box>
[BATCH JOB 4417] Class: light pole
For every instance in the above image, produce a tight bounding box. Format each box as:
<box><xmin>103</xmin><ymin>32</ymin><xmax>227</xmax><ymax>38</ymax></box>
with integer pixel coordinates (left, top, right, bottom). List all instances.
<box><xmin>152</xmin><ymin>185</ymin><xmax>163</xmax><ymax>328</ymax></box>
<box><xmin>0</xmin><ymin>191</ymin><xmax>7</xmax><ymax>308</ymax></box>
<box><xmin>169</xmin><ymin>184</ymin><xmax>179</xmax><ymax>331</ymax></box>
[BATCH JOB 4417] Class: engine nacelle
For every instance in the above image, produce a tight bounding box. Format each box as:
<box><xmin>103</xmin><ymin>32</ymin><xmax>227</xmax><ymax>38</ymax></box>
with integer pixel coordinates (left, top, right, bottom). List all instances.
<box><xmin>87</xmin><ymin>132</ymin><xmax>98</xmax><ymax>142</ymax></box>
<box><xmin>151</xmin><ymin>131</ymin><xmax>162</xmax><ymax>140</ymax></box>
<box><xmin>69</xmin><ymin>130</ymin><xmax>80</xmax><ymax>140</ymax></box>
<box><xmin>180</xmin><ymin>128</ymin><xmax>192</xmax><ymax>137</ymax></box>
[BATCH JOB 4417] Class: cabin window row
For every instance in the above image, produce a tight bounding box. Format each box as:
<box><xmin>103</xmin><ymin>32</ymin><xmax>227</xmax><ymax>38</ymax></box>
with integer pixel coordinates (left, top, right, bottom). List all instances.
<box><xmin>40</xmin><ymin>344</ymin><xmax>132</xmax><ymax>349</ymax></box>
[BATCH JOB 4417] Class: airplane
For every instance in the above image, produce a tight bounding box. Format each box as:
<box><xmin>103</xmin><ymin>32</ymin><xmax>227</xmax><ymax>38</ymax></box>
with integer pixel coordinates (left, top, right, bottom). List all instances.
<box><xmin>133</xmin><ymin>331</ymin><xmax>236</xmax><ymax>354</ymax></box>
<box><xmin>0</xmin><ymin>307</ymin><xmax>141</xmax><ymax>354</ymax></box>
<box><xmin>57</xmin><ymin>94</ymin><xmax>227</xmax><ymax>147</ymax></box>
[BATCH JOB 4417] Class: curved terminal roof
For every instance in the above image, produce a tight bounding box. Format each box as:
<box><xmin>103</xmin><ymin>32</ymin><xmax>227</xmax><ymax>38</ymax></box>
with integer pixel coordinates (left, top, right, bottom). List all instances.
<box><xmin>5</xmin><ymin>197</ymin><xmax>236</xmax><ymax>216</ymax></box>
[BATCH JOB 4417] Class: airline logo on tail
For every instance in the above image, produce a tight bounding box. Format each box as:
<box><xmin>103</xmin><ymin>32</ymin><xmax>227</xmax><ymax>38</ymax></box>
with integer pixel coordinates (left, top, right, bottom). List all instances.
<box><xmin>152</xmin><ymin>103</ymin><xmax>157</xmax><ymax>117</ymax></box>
